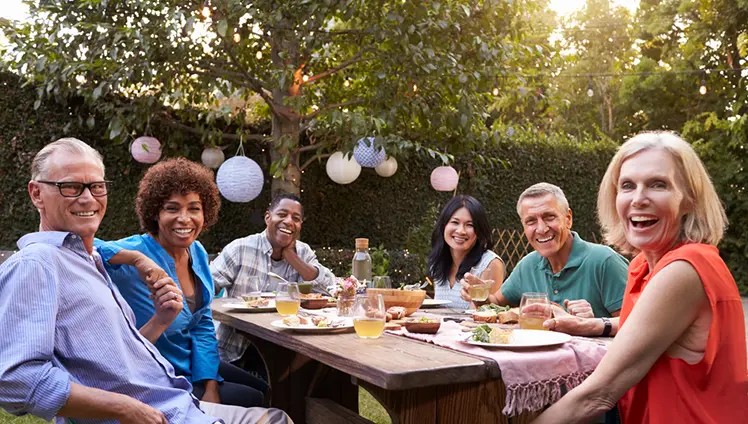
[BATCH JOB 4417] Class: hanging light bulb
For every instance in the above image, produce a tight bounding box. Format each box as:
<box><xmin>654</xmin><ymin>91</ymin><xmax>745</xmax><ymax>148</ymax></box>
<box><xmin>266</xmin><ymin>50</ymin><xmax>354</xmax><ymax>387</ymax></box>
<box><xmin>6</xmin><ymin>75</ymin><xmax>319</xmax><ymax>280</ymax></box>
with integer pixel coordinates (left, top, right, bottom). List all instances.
<box><xmin>699</xmin><ymin>79</ymin><xmax>707</xmax><ymax>95</ymax></box>
<box><xmin>233</xmin><ymin>32</ymin><xmax>241</xmax><ymax>42</ymax></box>
<box><xmin>587</xmin><ymin>78</ymin><xmax>594</xmax><ymax>97</ymax></box>
<box><xmin>302</xmin><ymin>74</ymin><xmax>309</xmax><ymax>83</ymax></box>
<box><xmin>492</xmin><ymin>87</ymin><xmax>499</xmax><ymax>96</ymax></box>
<box><xmin>343</xmin><ymin>78</ymin><xmax>350</xmax><ymax>88</ymax></box>
<box><xmin>255</xmin><ymin>51</ymin><xmax>263</xmax><ymax>60</ymax></box>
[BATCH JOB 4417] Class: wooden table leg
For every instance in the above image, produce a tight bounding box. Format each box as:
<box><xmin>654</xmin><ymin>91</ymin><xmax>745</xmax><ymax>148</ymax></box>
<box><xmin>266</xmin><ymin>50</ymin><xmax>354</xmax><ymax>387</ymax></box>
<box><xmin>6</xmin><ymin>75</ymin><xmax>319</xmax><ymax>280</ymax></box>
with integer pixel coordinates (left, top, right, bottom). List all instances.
<box><xmin>247</xmin><ymin>335</ymin><xmax>358</xmax><ymax>423</ymax></box>
<box><xmin>359</xmin><ymin>378</ymin><xmax>541</xmax><ymax>424</ymax></box>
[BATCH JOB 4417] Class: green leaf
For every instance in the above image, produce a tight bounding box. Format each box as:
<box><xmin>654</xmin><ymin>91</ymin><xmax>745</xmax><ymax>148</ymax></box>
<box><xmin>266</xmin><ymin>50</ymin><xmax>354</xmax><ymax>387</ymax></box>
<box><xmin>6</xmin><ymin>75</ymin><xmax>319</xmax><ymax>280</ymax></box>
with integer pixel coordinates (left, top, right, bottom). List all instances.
<box><xmin>217</xmin><ymin>20</ymin><xmax>228</xmax><ymax>37</ymax></box>
<box><xmin>33</xmin><ymin>99</ymin><xmax>41</xmax><ymax>110</ymax></box>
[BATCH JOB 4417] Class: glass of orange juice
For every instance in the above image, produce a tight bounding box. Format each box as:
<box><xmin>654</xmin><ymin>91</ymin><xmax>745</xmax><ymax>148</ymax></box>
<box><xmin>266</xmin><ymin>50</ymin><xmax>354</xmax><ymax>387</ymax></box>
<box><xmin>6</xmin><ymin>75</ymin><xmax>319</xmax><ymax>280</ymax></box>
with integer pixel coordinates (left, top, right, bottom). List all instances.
<box><xmin>519</xmin><ymin>292</ymin><xmax>551</xmax><ymax>331</ymax></box>
<box><xmin>275</xmin><ymin>282</ymin><xmax>301</xmax><ymax>316</ymax></box>
<box><xmin>353</xmin><ymin>293</ymin><xmax>386</xmax><ymax>339</ymax></box>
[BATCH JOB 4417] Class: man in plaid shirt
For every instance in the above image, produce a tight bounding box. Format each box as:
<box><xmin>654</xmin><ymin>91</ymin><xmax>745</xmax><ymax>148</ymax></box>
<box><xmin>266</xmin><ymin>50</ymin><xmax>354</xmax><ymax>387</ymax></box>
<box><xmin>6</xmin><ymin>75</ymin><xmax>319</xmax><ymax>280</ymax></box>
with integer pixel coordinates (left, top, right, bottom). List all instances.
<box><xmin>210</xmin><ymin>193</ymin><xmax>336</xmax><ymax>363</ymax></box>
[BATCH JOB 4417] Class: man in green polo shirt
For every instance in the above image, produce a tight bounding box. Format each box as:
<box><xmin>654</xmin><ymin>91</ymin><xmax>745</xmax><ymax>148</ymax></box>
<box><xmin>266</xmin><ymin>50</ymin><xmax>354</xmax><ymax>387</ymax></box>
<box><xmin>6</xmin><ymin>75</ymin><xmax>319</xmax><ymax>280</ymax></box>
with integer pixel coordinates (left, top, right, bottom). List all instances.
<box><xmin>462</xmin><ymin>182</ymin><xmax>628</xmax><ymax>319</ymax></box>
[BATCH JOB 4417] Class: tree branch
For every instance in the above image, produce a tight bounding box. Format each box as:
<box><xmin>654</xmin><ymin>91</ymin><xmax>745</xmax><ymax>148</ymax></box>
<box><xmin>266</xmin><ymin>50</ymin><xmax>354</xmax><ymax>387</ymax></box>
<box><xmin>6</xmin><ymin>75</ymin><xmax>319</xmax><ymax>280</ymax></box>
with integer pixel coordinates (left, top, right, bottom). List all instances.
<box><xmin>303</xmin><ymin>49</ymin><xmax>373</xmax><ymax>84</ymax></box>
<box><xmin>301</xmin><ymin>99</ymin><xmax>365</xmax><ymax>120</ymax></box>
<box><xmin>300</xmin><ymin>153</ymin><xmax>332</xmax><ymax>171</ymax></box>
<box><xmin>161</xmin><ymin>115</ymin><xmax>268</xmax><ymax>143</ymax></box>
<box><xmin>297</xmin><ymin>144</ymin><xmax>322</xmax><ymax>153</ymax></box>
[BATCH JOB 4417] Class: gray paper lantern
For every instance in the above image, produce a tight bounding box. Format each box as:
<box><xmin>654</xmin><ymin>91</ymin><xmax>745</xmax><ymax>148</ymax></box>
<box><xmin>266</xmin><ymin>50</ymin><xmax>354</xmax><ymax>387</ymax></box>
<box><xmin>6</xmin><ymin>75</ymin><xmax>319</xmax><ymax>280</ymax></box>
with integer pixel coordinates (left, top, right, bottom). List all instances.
<box><xmin>353</xmin><ymin>137</ymin><xmax>386</xmax><ymax>168</ymax></box>
<box><xmin>216</xmin><ymin>156</ymin><xmax>264</xmax><ymax>202</ymax></box>
<box><xmin>201</xmin><ymin>147</ymin><xmax>225</xmax><ymax>169</ymax></box>
<box><xmin>326</xmin><ymin>152</ymin><xmax>361</xmax><ymax>184</ymax></box>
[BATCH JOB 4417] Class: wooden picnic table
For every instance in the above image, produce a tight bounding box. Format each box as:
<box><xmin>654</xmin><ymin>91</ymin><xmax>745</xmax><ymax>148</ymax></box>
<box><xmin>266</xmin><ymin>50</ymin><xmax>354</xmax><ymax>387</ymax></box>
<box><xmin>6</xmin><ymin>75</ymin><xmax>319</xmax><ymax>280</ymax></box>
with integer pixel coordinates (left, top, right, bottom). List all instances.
<box><xmin>212</xmin><ymin>298</ymin><xmax>546</xmax><ymax>424</ymax></box>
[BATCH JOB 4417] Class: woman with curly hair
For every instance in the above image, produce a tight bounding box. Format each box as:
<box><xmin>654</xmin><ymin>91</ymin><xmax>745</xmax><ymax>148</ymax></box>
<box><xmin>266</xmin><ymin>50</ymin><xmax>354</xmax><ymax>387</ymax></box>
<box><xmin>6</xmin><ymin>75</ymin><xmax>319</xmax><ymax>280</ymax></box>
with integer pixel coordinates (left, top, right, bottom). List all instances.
<box><xmin>96</xmin><ymin>157</ymin><xmax>268</xmax><ymax>408</ymax></box>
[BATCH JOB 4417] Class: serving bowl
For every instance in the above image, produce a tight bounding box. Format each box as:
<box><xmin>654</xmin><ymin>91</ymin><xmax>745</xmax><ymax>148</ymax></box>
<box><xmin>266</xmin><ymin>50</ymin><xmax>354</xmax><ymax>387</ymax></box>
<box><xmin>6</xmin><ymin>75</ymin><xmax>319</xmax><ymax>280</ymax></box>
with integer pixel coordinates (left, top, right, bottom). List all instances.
<box><xmin>366</xmin><ymin>288</ymin><xmax>426</xmax><ymax>316</ymax></box>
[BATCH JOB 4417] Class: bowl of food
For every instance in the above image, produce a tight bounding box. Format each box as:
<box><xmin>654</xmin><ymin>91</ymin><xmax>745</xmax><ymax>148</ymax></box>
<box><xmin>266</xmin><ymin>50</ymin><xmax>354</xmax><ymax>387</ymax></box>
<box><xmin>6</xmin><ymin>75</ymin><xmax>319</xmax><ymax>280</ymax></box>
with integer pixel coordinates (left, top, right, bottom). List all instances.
<box><xmin>300</xmin><ymin>293</ymin><xmax>329</xmax><ymax>309</ymax></box>
<box><xmin>366</xmin><ymin>288</ymin><xmax>426</xmax><ymax>317</ymax></box>
<box><xmin>403</xmin><ymin>316</ymin><xmax>441</xmax><ymax>334</ymax></box>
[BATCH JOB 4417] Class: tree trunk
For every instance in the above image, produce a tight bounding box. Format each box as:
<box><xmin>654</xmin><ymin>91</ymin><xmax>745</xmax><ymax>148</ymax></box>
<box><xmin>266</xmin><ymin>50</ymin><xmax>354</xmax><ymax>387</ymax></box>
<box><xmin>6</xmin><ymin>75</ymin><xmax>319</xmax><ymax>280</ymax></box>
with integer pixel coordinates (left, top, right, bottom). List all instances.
<box><xmin>270</xmin><ymin>112</ymin><xmax>302</xmax><ymax>197</ymax></box>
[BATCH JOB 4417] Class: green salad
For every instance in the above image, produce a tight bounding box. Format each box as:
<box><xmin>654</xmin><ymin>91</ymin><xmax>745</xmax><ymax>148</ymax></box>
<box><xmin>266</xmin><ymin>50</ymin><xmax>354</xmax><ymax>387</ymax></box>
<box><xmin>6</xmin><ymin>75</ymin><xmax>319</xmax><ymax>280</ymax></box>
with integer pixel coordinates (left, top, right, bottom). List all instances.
<box><xmin>477</xmin><ymin>304</ymin><xmax>510</xmax><ymax>313</ymax></box>
<box><xmin>471</xmin><ymin>324</ymin><xmax>493</xmax><ymax>343</ymax></box>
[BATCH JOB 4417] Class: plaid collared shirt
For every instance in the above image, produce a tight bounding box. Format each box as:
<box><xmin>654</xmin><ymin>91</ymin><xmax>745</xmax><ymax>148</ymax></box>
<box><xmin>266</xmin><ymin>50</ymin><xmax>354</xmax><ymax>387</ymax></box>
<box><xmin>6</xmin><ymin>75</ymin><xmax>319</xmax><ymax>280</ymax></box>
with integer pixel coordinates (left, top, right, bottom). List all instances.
<box><xmin>210</xmin><ymin>230</ymin><xmax>335</xmax><ymax>362</ymax></box>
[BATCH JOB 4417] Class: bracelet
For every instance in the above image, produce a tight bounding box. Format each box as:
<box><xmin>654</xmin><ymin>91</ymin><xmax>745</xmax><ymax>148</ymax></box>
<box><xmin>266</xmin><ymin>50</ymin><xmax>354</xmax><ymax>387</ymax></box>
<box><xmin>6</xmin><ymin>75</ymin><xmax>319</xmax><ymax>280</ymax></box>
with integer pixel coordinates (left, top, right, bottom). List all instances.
<box><xmin>600</xmin><ymin>317</ymin><xmax>612</xmax><ymax>337</ymax></box>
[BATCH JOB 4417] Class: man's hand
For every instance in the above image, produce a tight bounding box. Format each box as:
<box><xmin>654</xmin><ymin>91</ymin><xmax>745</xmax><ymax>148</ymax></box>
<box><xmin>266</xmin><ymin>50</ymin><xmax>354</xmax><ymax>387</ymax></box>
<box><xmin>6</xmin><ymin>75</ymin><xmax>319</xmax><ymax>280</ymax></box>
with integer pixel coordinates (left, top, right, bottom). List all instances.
<box><xmin>150</xmin><ymin>278</ymin><xmax>183</xmax><ymax>326</ymax></box>
<box><xmin>564</xmin><ymin>299</ymin><xmax>594</xmax><ymax>318</ymax></box>
<box><xmin>201</xmin><ymin>381</ymin><xmax>221</xmax><ymax>404</ymax></box>
<box><xmin>280</xmin><ymin>239</ymin><xmax>297</xmax><ymax>260</ymax></box>
<box><xmin>542</xmin><ymin>304</ymin><xmax>602</xmax><ymax>336</ymax></box>
<box><xmin>116</xmin><ymin>397</ymin><xmax>168</xmax><ymax>424</ymax></box>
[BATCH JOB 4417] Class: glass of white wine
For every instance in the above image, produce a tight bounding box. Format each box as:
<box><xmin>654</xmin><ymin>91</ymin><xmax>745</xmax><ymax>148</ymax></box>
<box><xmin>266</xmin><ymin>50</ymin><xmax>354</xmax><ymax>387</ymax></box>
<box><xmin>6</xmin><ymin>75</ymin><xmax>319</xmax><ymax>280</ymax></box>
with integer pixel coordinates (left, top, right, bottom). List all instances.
<box><xmin>275</xmin><ymin>282</ymin><xmax>300</xmax><ymax>316</ymax></box>
<box><xmin>519</xmin><ymin>292</ymin><xmax>551</xmax><ymax>331</ymax></box>
<box><xmin>240</xmin><ymin>277</ymin><xmax>263</xmax><ymax>306</ymax></box>
<box><xmin>353</xmin><ymin>293</ymin><xmax>386</xmax><ymax>339</ymax></box>
<box><xmin>468</xmin><ymin>267</ymin><xmax>493</xmax><ymax>304</ymax></box>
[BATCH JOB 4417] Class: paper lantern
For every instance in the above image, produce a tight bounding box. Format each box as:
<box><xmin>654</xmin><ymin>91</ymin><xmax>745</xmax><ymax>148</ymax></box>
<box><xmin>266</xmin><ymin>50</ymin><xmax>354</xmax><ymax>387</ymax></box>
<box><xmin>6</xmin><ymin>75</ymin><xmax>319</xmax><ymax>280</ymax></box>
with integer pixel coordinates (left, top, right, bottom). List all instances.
<box><xmin>216</xmin><ymin>156</ymin><xmax>264</xmax><ymax>202</ymax></box>
<box><xmin>430</xmin><ymin>166</ymin><xmax>459</xmax><ymax>191</ymax></box>
<box><xmin>353</xmin><ymin>137</ymin><xmax>386</xmax><ymax>168</ymax></box>
<box><xmin>131</xmin><ymin>136</ymin><xmax>162</xmax><ymax>164</ymax></box>
<box><xmin>375</xmin><ymin>156</ymin><xmax>398</xmax><ymax>177</ymax></box>
<box><xmin>201</xmin><ymin>147</ymin><xmax>225</xmax><ymax>169</ymax></box>
<box><xmin>326</xmin><ymin>152</ymin><xmax>361</xmax><ymax>184</ymax></box>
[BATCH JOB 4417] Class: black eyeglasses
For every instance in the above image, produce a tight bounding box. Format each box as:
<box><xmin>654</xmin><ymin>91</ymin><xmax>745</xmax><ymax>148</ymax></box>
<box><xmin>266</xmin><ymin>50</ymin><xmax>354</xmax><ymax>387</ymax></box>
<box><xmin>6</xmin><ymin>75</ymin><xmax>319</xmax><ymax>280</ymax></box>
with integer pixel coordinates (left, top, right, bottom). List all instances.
<box><xmin>36</xmin><ymin>180</ymin><xmax>111</xmax><ymax>198</ymax></box>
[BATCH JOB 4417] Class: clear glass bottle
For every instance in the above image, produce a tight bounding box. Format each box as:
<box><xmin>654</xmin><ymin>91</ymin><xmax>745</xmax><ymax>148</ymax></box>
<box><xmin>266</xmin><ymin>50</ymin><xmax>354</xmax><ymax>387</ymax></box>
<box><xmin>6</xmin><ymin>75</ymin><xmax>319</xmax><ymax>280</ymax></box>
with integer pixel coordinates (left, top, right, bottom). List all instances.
<box><xmin>352</xmin><ymin>238</ymin><xmax>372</xmax><ymax>285</ymax></box>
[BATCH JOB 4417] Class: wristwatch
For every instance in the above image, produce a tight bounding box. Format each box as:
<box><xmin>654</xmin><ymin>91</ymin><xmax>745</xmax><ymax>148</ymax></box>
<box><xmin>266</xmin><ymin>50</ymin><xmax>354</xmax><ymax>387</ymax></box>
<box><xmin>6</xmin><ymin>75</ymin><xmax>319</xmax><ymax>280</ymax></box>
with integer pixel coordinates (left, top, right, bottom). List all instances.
<box><xmin>600</xmin><ymin>317</ymin><xmax>612</xmax><ymax>337</ymax></box>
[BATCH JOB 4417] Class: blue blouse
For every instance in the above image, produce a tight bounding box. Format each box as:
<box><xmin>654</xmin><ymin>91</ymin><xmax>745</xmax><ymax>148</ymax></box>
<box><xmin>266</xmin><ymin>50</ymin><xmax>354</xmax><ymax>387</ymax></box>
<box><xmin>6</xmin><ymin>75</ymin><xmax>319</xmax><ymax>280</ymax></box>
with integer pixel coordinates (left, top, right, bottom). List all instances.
<box><xmin>434</xmin><ymin>250</ymin><xmax>501</xmax><ymax>309</ymax></box>
<box><xmin>95</xmin><ymin>234</ymin><xmax>223</xmax><ymax>384</ymax></box>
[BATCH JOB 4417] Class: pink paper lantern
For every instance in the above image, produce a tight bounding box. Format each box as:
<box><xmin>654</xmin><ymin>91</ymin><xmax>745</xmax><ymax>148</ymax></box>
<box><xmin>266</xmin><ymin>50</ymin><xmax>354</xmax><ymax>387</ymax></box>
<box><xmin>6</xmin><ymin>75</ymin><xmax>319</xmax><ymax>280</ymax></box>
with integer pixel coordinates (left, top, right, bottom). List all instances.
<box><xmin>430</xmin><ymin>166</ymin><xmax>459</xmax><ymax>191</ymax></box>
<box><xmin>131</xmin><ymin>136</ymin><xmax>162</xmax><ymax>164</ymax></box>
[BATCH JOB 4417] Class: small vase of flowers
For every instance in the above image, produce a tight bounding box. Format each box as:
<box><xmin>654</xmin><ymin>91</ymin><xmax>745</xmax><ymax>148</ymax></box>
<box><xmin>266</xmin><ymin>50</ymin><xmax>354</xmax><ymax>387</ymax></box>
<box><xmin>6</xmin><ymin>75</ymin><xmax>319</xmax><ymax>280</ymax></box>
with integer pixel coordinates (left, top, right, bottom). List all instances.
<box><xmin>332</xmin><ymin>276</ymin><xmax>362</xmax><ymax>317</ymax></box>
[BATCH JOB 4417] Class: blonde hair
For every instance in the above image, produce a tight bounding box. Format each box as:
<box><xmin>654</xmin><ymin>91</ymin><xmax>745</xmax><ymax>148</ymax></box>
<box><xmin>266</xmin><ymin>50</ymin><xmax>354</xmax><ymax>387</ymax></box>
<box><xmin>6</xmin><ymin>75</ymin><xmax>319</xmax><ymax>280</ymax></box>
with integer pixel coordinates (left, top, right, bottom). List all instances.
<box><xmin>516</xmin><ymin>182</ymin><xmax>569</xmax><ymax>216</ymax></box>
<box><xmin>31</xmin><ymin>137</ymin><xmax>105</xmax><ymax>180</ymax></box>
<box><xmin>597</xmin><ymin>131</ymin><xmax>727</xmax><ymax>254</ymax></box>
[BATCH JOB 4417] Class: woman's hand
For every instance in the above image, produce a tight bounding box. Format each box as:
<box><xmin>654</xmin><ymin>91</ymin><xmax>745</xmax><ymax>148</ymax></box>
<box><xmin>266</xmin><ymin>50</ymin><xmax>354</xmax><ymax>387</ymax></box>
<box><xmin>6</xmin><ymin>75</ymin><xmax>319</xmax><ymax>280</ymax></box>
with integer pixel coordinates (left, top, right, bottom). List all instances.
<box><xmin>459</xmin><ymin>273</ymin><xmax>484</xmax><ymax>304</ymax></box>
<box><xmin>151</xmin><ymin>278</ymin><xmax>184</xmax><ymax>326</ymax></box>
<box><xmin>131</xmin><ymin>254</ymin><xmax>169</xmax><ymax>290</ymax></box>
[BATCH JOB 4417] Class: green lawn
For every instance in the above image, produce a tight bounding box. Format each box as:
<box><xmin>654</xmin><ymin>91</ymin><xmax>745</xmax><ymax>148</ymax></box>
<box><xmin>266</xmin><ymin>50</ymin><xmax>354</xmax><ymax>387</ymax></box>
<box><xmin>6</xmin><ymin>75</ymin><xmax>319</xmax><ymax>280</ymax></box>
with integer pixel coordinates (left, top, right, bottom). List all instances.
<box><xmin>0</xmin><ymin>387</ymin><xmax>391</xmax><ymax>424</ymax></box>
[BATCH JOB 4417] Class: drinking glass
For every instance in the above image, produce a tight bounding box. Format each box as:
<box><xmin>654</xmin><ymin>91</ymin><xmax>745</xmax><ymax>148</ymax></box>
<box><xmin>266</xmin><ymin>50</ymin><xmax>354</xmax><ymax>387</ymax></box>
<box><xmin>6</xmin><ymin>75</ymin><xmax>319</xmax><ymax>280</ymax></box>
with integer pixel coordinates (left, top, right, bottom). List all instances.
<box><xmin>275</xmin><ymin>282</ymin><xmax>301</xmax><ymax>316</ymax></box>
<box><xmin>353</xmin><ymin>293</ymin><xmax>386</xmax><ymax>339</ymax></box>
<box><xmin>519</xmin><ymin>292</ymin><xmax>552</xmax><ymax>331</ymax></box>
<box><xmin>240</xmin><ymin>277</ymin><xmax>263</xmax><ymax>305</ymax></box>
<box><xmin>468</xmin><ymin>267</ymin><xmax>493</xmax><ymax>303</ymax></box>
<box><xmin>372</xmin><ymin>276</ymin><xmax>392</xmax><ymax>289</ymax></box>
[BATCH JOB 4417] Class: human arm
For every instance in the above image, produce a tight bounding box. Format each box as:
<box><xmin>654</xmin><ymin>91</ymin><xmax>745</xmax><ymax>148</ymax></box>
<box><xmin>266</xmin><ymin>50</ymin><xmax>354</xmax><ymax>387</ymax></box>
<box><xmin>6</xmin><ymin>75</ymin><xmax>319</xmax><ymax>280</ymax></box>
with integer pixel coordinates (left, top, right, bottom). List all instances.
<box><xmin>543</xmin><ymin>305</ymin><xmax>621</xmax><ymax>336</ymax></box>
<box><xmin>282</xmin><ymin>240</ymin><xmax>319</xmax><ymax>281</ymax></box>
<box><xmin>209</xmin><ymin>241</ymin><xmax>242</xmax><ymax>295</ymax></box>
<box><xmin>58</xmin><ymin>382</ymin><xmax>167</xmax><ymax>424</ymax></box>
<box><xmin>138</xmin><ymin>278</ymin><xmax>184</xmax><ymax>343</ymax></box>
<box><xmin>457</xmin><ymin>258</ymin><xmax>506</xmax><ymax>307</ymax></box>
<box><xmin>533</xmin><ymin>260</ymin><xmax>708</xmax><ymax>423</ymax></box>
<box><xmin>294</xmin><ymin>242</ymin><xmax>336</xmax><ymax>293</ymax></box>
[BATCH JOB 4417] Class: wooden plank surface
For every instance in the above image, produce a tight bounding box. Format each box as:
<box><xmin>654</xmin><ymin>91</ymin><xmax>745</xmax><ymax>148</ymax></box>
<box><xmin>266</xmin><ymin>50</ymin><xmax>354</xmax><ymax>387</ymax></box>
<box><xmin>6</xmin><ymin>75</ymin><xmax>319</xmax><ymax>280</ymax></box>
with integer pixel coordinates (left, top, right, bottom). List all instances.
<box><xmin>213</xmin><ymin>299</ymin><xmax>495</xmax><ymax>390</ymax></box>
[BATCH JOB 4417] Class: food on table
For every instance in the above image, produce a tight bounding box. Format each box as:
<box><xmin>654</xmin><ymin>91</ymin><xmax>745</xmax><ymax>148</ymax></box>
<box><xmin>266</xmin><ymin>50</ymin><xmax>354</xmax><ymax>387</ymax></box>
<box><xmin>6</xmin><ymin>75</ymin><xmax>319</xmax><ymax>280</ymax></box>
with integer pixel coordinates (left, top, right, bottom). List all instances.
<box><xmin>384</xmin><ymin>322</ymin><xmax>402</xmax><ymax>331</ymax></box>
<box><xmin>403</xmin><ymin>316</ymin><xmax>441</xmax><ymax>334</ymax></box>
<box><xmin>386</xmin><ymin>306</ymin><xmax>406</xmax><ymax>320</ymax></box>
<box><xmin>478</xmin><ymin>304</ymin><xmax>511</xmax><ymax>313</ymax></box>
<box><xmin>243</xmin><ymin>297</ymin><xmax>270</xmax><ymax>308</ymax></box>
<box><xmin>498</xmin><ymin>308</ymin><xmax>520</xmax><ymax>324</ymax></box>
<box><xmin>472</xmin><ymin>310</ymin><xmax>498</xmax><ymax>323</ymax></box>
<box><xmin>311</xmin><ymin>316</ymin><xmax>330</xmax><ymax>327</ymax></box>
<box><xmin>297</xmin><ymin>282</ymin><xmax>313</xmax><ymax>294</ymax></box>
<box><xmin>281</xmin><ymin>315</ymin><xmax>310</xmax><ymax>327</ymax></box>
<box><xmin>365</xmin><ymin>306</ymin><xmax>386</xmax><ymax>320</ymax></box>
<box><xmin>300</xmin><ymin>293</ymin><xmax>324</xmax><ymax>299</ymax></box>
<box><xmin>488</xmin><ymin>328</ymin><xmax>515</xmax><ymax>344</ymax></box>
<box><xmin>471</xmin><ymin>324</ymin><xmax>493</xmax><ymax>342</ymax></box>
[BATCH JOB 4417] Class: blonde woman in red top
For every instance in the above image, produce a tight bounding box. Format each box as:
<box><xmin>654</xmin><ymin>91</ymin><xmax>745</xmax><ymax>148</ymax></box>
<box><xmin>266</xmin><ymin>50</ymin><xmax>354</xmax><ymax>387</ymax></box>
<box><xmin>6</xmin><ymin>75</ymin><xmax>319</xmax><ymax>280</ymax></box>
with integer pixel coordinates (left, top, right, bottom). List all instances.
<box><xmin>534</xmin><ymin>131</ymin><xmax>747</xmax><ymax>424</ymax></box>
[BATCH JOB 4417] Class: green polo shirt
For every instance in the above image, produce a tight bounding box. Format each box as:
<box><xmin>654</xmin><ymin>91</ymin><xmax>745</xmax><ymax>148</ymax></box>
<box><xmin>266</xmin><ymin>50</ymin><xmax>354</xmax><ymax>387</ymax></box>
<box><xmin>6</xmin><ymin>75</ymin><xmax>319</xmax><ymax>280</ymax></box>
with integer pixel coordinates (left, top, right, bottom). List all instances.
<box><xmin>500</xmin><ymin>231</ymin><xmax>628</xmax><ymax>317</ymax></box>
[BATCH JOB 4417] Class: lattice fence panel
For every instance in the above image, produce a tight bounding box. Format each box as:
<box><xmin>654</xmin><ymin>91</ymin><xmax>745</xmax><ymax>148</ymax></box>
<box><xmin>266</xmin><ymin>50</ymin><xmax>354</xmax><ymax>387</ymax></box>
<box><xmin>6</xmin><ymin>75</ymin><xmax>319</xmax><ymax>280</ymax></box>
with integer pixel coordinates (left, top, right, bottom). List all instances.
<box><xmin>491</xmin><ymin>229</ymin><xmax>603</xmax><ymax>275</ymax></box>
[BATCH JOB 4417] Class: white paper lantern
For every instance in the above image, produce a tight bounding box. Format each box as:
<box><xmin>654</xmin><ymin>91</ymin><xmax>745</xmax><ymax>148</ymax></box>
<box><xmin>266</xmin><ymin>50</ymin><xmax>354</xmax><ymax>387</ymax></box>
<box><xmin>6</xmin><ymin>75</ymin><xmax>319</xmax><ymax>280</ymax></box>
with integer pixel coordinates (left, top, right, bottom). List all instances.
<box><xmin>353</xmin><ymin>137</ymin><xmax>386</xmax><ymax>168</ymax></box>
<box><xmin>216</xmin><ymin>156</ymin><xmax>264</xmax><ymax>202</ymax></box>
<box><xmin>131</xmin><ymin>136</ymin><xmax>162</xmax><ymax>164</ymax></box>
<box><xmin>201</xmin><ymin>147</ymin><xmax>225</xmax><ymax>169</ymax></box>
<box><xmin>430</xmin><ymin>166</ymin><xmax>459</xmax><ymax>191</ymax></box>
<box><xmin>326</xmin><ymin>152</ymin><xmax>361</xmax><ymax>184</ymax></box>
<box><xmin>375</xmin><ymin>156</ymin><xmax>398</xmax><ymax>177</ymax></box>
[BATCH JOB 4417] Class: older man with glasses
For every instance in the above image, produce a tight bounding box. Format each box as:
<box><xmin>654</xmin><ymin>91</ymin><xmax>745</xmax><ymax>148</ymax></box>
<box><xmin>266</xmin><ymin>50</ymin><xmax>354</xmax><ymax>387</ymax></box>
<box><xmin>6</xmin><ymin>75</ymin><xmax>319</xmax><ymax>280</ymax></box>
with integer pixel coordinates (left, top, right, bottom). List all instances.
<box><xmin>0</xmin><ymin>138</ymin><xmax>292</xmax><ymax>424</ymax></box>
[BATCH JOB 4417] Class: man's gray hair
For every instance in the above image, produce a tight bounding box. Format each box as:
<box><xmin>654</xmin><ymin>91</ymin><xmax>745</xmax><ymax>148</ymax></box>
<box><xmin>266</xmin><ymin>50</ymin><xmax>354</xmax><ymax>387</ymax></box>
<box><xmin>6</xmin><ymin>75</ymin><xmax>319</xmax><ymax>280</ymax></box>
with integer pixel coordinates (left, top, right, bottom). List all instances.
<box><xmin>31</xmin><ymin>138</ymin><xmax>105</xmax><ymax>180</ymax></box>
<box><xmin>516</xmin><ymin>182</ymin><xmax>570</xmax><ymax>216</ymax></box>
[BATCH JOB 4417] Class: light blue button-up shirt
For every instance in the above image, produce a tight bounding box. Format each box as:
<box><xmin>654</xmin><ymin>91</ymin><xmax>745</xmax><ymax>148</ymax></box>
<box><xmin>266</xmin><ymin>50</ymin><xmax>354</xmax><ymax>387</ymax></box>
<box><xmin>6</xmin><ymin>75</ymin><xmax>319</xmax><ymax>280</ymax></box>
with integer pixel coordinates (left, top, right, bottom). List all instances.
<box><xmin>0</xmin><ymin>231</ymin><xmax>218</xmax><ymax>424</ymax></box>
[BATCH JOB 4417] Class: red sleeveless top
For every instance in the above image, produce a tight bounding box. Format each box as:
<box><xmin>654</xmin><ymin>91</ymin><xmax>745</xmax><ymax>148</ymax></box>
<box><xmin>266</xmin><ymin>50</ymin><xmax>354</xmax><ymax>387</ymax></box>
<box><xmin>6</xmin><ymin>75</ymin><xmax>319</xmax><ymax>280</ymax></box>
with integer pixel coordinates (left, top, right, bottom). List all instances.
<box><xmin>618</xmin><ymin>243</ymin><xmax>748</xmax><ymax>423</ymax></box>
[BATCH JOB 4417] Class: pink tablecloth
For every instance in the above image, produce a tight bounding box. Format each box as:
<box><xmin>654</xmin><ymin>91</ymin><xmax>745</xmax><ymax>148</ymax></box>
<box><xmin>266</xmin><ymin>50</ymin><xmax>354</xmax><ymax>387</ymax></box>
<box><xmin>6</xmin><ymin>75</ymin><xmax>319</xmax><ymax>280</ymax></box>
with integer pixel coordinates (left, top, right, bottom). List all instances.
<box><xmin>386</xmin><ymin>321</ymin><xmax>608</xmax><ymax>415</ymax></box>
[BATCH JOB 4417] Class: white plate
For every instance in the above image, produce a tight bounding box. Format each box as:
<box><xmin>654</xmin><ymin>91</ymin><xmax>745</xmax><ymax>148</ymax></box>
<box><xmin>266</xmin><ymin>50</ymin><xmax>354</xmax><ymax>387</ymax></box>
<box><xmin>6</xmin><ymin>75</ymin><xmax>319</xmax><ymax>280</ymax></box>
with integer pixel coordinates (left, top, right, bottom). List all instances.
<box><xmin>270</xmin><ymin>318</ymin><xmax>354</xmax><ymax>333</ymax></box>
<box><xmin>261</xmin><ymin>292</ymin><xmax>276</xmax><ymax>298</ymax></box>
<box><xmin>421</xmin><ymin>299</ymin><xmax>453</xmax><ymax>308</ymax></box>
<box><xmin>224</xmin><ymin>300</ymin><xmax>276</xmax><ymax>313</ymax></box>
<box><xmin>462</xmin><ymin>329</ymin><xmax>571</xmax><ymax>349</ymax></box>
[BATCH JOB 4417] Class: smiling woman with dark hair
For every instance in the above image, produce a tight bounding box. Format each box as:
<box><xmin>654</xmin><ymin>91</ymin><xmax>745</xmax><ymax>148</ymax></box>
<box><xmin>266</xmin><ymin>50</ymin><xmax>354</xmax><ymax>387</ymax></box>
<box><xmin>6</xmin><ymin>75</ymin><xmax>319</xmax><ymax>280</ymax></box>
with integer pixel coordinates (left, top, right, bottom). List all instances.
<box><xmin>95</xmin><ymin>158</ymin><xmax>268</xmax><ymax>409</ymax></box>
<box><xmin>428</xmin><ymin>195</ymin><xmax>505</xmax><ymax>309</ymax></box>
